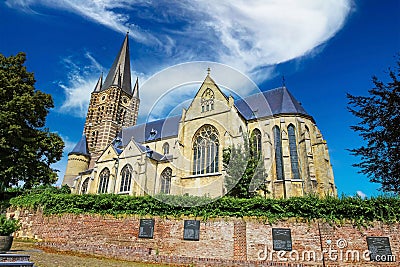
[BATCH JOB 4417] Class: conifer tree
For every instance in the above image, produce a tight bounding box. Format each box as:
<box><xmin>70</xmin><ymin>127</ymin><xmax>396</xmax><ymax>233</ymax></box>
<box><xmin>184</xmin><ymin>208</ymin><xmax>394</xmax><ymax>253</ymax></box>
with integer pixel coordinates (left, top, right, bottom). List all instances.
<box><xmin>347</xmin><ymin>57</ymin><xmax>400</xmax><ymax>194</ymax></box>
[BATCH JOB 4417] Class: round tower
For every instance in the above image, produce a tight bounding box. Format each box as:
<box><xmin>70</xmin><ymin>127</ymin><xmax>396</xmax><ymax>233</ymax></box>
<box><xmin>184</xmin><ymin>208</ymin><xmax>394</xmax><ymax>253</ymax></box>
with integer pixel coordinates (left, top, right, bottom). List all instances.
<box><xmin>62</xmin><ymin>135</ymin><xmax>90</xmax><ymax>188</ymax></box>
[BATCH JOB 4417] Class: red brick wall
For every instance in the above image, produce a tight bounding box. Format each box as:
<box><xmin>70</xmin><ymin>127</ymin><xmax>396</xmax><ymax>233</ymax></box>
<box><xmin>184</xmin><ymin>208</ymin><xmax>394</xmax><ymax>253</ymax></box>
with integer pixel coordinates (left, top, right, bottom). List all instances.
<box><xmin>11</xmin><ymin>209</ymin><xmax>399</xmax><ymax>267</ymax></box>
<box><xmin>246</xmin><ymin>220</ymin><xmax>399</xmax><ymax>266</ymax></box>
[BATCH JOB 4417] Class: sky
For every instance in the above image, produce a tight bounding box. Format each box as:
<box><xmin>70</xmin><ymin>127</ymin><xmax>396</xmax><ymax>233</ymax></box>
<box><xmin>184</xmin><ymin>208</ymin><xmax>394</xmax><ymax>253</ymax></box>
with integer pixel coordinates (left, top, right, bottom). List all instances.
<box><xmin>1</xmin><ymin>0</ymin><xmax>399</xmax><ymax>197</ymax></box>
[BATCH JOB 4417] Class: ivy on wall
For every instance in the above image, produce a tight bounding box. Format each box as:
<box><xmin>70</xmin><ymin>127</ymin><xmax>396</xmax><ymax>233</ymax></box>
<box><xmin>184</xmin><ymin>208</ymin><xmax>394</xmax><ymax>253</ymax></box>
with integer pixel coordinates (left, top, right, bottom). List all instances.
<box><xmin>9</xmin><ymin>189</ymin><xmax>399</xmax><ymax>225</ymax></box>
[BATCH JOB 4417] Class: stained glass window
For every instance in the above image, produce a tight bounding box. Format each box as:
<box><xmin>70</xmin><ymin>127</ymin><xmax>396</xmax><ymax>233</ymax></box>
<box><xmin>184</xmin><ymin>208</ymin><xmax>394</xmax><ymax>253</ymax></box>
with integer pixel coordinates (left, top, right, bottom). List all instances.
<box><xmin>288</xmin><ymin>124</ymin><xmax>300</xmax><ymax>180</ymax></box>
<box><xmin>120</xmin><ymin>164</ymin><xmax>132</xmax><ymax>192</ymax></box>
<box><xmin>273</xmin><ymin>126</ymin><xmax>284</xmax><ymax>180</ymax></box>
<box><xmin>160</xmin><ymin>167</ymin><xmax>172</xmax><ymax>194</ymax></box>
<box><xmin>193</xmin><ymin>125</ymin><xmax>219</xmax><ymax>175</ymax></box>
<box><xmin>98</xmin><ymin>168</ymin><xmax>110</xmax><ymax>193</ymax></box>
<box><xmin>251</xmin><ymin>128</ymin><xmax>262</xmax><ymax>156</ymax></box>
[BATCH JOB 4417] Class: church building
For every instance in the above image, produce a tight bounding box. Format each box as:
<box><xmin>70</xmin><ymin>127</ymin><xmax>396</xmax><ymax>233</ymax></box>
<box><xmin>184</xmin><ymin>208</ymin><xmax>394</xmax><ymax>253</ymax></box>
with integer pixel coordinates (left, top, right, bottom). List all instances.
<box><xmin>62</xmin><ymin>34</ymin><xmax>336</xmax><ymax>198</ymax></box>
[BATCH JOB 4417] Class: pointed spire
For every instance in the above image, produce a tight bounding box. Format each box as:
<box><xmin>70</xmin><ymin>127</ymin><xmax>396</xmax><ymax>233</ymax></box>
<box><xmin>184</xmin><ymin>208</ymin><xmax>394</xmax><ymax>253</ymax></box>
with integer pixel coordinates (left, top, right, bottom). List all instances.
<box><xmin>69</xmin><ymin>135</ymin><xmax>89</xmax><ymax>156</ymax></box>
<box><xmin>132</xmin><ymin>77</ymin><xmax>139</xmax><ymax>98</ymax></box>
<box><xmin>102</xmin><ymin>33</ymin><xmax>132</xmax><ymax>94</ymax></box>
<box><xmin>111</xmin><ymin>65</ymin><xmax>121</xmax><ymax>87</ymax></box>
<box><xmin>93</xmin><ymin>72</ymin><xmax>103</xmax><ymax>92</ymax></box>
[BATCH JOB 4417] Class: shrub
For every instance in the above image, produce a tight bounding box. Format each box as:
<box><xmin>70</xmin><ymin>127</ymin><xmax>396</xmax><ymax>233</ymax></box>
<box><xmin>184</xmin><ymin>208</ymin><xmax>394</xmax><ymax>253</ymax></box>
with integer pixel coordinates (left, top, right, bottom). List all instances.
<box><xmin>8</xmin><ymin>191</ymin><xmax>400</xmax><ymax>225</ymax></box>
<box><xmin>0</xmin><ymin>215</ymin><xmax>20</xmax><ymax>236</ymax></box>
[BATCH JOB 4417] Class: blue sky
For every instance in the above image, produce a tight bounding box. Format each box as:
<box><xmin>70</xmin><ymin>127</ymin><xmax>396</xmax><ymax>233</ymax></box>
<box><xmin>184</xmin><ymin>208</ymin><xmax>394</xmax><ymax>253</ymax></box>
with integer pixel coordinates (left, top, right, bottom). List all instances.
<box><xmin>1</xmin><ymin>0</ymin><xmax>399</xmax><ymax>197</ymax></box>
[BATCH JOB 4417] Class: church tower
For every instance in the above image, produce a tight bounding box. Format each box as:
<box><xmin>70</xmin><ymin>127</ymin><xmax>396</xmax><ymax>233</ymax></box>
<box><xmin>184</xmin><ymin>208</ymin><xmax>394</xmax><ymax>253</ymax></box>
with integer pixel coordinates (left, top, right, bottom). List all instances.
<box><xmin>83</xmin><ymin>33</ymin><xmax>139</xmax><ymax>167</ymax></box>
<box><xmin>63</xmin><ymin>33</ymin><xmax>139</xmax><ymax>186</ymax></box>
<box><xmin>62</xmin><ymin>135</ymin><xmax>90</xmax><ymax>187</ymax></box>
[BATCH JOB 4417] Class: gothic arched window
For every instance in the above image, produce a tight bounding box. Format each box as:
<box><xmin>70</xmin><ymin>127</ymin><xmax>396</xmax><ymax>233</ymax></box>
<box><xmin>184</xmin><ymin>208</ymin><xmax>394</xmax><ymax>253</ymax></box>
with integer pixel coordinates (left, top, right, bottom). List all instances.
<box><xmin>162</xmin><ymin>142</ymin><xmax>169</xmax><ymax>155</ymax></box>
<box><xmin>192</xmin><ymin>125</ymin><xmax>219</xmax><ymax>175</ymax></box>
<box><xmin>288</xmin><ymin>124</ymin><xmax>300</xmax><ymax>180</ymax></box>
<box><xmin>81</xmin><ymin>178</ymin><xmax>89</xmax><ymax>194</ymax></box>
<box><xmin>251</xmin><ymin>128</ymin><xmax>262</xmax><ymax>156</ymax></box>
<box><xmin>160</xmin><ymin>167</ymin><xmax>172</xmax><ymax>194</ymax></box>
<box><xmin>120</xmin><ymin>164</ymin><xmax>133</xmax><ymax>192</ymax></box>
<box><xmin>98</xmin><ymin>168</ymin><xmax>110</xmax><ymax>194</ymax></box>
<box><xmin>273</xmin><ymin>126</ymin><xmax>284</xmax><ymax>180</ymax></box>
<box><xmin>201</xmin><ymin>88</ymin><xmax>214</xmax><ymax>112</ymax></box>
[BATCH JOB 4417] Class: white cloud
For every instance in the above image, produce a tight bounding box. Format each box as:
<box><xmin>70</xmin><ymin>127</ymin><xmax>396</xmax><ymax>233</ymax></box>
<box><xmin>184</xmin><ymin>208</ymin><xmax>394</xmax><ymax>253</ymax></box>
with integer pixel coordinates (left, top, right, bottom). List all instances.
<box><xmin>356</xmin><ymin>190</ymin><xmax>367</xmax><ymax>199</ymax></box>
<box><xmin>7</xmin><ymin>0</ymin><xmax>353</xmax><ymax>76</ymax></box>
<box><xmin>5</xmin><ymin>0</ymin><xmax>160</xmax><ymax>46</ymax></box>
<box><xmin>58</xmin><ymin>53</ymin><xmax>103</xmax><ymax>117</ymax></box>
<box><xmin>6</xmin><ymin>0</ymin><xmax>353</xmax><ymax>117</ymax></box>
<box><xmin>200</xmin><ymin>0</ymin><xmax>353</xmax><ymax>75</ymax></box>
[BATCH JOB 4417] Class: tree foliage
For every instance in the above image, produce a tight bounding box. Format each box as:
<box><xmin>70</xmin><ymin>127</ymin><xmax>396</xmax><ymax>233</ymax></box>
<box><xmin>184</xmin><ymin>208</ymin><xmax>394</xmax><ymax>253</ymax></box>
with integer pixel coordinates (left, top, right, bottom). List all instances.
<box><xmin>223</xmin><ymin>145</ymin><xmax>250</xmax><ymax>198</ymax></box>
<box><xmin>223</xmin><ymin>135</ymin><xmax>268</xmax><ymax>198</ymax></box>
<box><xmin>347</xmin><ymin>57</ymin><xmax>400</xmax><ymax>194</ymax></box>
<box><xmin>0</xmin><ymin>52</ymin><xmax>64</xmax><ymax>190</ymax></box>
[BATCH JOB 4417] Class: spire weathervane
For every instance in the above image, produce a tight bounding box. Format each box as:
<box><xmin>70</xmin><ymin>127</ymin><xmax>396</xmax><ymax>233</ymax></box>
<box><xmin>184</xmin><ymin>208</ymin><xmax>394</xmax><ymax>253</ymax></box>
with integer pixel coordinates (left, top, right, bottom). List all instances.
<box><xmin>207</xmin><ymin>67</ymin><xmax>211</xmax><ymax>75</ymax></box>
<box><xmin>282</xmin><ymin>75</ymin><xmax>286</xmax><ymax>87</ymax></box>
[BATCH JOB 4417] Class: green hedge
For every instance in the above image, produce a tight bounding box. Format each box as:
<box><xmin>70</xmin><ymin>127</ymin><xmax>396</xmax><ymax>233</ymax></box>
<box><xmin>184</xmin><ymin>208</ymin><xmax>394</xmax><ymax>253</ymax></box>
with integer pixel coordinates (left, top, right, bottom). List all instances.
<box><xmin>9</xmin><ymin>191</ymin><xmax>399</xmax><ymax>224</ymax></box>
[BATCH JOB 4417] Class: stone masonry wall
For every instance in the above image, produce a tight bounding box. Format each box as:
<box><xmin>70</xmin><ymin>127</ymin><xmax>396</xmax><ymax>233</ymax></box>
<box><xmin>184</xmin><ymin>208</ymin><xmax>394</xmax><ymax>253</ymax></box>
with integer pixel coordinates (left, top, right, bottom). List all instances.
<box><xmin>10</xmin><ymin>209</ymin><xmax>399</xmax><ymax>267</ymax></box>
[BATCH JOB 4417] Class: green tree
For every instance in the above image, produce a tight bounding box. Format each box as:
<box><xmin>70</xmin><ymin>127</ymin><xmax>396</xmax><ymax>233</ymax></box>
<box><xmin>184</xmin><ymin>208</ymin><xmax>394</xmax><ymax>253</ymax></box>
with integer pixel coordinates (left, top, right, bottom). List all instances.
<box><xmin>223</xmin><ymin>136</ymin><xmax>269</xmax><ymax>198</ymax></box>
<box><xmin>347</xmin><ymin>57</ymin><xmax>400</xmax><ymax>194</ymax></box>
<box><xmin>0</xmin><ymin>52</ymin><xmax>64</xmax><ymax>190</ymax></box>
<box><xmin>223</xmin><ymin>145</ymin><xmax>250</xmax><ymax>198</ymax></box>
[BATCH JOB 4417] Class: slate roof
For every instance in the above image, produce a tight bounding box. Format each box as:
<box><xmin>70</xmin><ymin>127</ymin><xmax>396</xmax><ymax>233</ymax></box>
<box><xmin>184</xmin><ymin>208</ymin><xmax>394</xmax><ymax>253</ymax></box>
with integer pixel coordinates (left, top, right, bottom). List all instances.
<box><xmin>69</xmin><ymin>135</ymin><xmax>89</xmax><ymax>156</ymax></box>
<box><xmin>234</xmin><ymin>87</ymin><xmax>309</xmax><ymax>120</ymax></box>
<box><xmin>121</xmin><ymin>115</ymin><xmax>181</xmax><ymax>146</ymax></box>
<box><xmin>121</xmin><ymin>87</ymin><xmax>311</xmax><ymax>146</ymax></box>
<box><xmin>101</xmin><ymin>33</ymin><xmax>132</xmax><ymax>95</ymax></box>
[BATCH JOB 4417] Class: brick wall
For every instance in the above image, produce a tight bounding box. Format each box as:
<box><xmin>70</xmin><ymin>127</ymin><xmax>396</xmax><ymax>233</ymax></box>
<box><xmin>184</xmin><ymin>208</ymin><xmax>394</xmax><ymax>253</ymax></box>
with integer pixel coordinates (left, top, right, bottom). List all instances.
<box><xmin>10</xmin><ymin>209</ymin><xmax>399</xmax><ymax>267</ymax></box>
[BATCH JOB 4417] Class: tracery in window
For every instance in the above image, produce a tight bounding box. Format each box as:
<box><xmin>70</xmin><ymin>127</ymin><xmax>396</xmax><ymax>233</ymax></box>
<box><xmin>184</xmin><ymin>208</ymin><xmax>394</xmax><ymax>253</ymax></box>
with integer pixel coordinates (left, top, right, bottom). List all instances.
<box><xmin>192</xmin><ymin>125</ymin><xmax>219</xmax><ymax>175</ymax></box>
<box><xmin>98</xmin><ymin>168</ymin><xmax>110</xmax><ymax>194</ymax></box>
<box><xmin>288</xmin><ymin>124</ymin><xmax>300</xmax><ymax>180</ymax></box>
<box><xmin>162</xmin><ymin>142</ymin><xmax>169</xmax><ymax>155</ymax></box>
<box><xmin>251</xmin><ymin>128</ymin><xmax>262</xmax><ymax>156</ymax></box>
<box><xmin>201</xmin><ymin>88</ymin><xmax>214</xmax><ymax>112</ymax></box>
<box><xmin>120</xmin><ymin>164</ymin><xmax>132</xmax><ymax>192</ymax></box>
<box><xmin>273</xmin><ymin>126</ymin><xmax>284</xmax><ymax>180</ymax></box>
<box><xmin>160</xmin><ymin>167</ymin><xmax>172</xmax><ymax>194</ymax></box>
<box><xmin>81</xmin><ymin>178</ymin><xmax>89</xmax><ymax>194</ymax></box>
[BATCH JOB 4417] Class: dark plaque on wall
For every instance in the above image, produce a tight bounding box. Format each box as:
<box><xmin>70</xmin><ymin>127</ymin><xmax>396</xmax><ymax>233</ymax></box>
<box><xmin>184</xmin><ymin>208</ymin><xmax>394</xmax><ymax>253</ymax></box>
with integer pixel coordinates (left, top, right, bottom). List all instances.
<box><xmin>272</xmin><ymin>228</ymin><xmax>292</xmax><ymax>251</ymax></box>
<box><xmin>366</xmin><ymin>237</ymin><xmax>394</xmax><ymax>262</ymax></box>
<box><xmin>138</xmin><ymin>219</ymin><xmax>155</xmax><ymax>238</ymax></box>
<box><xmin>183</xmin><ymin>220</ymin><xmax>200</xmax><ymax>241</ymax></box>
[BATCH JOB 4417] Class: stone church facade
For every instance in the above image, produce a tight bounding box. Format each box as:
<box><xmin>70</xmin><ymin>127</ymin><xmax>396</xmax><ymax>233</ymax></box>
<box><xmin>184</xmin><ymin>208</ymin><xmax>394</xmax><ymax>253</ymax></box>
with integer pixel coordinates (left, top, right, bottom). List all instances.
<box><xmin>63</xmin><ymin>34</ymin><xmax>336</xmax><ymax>198</ymax></box>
